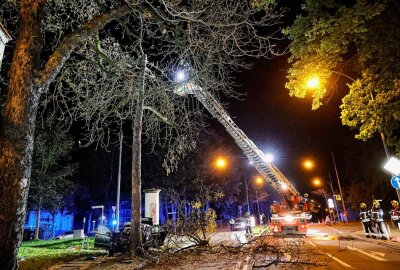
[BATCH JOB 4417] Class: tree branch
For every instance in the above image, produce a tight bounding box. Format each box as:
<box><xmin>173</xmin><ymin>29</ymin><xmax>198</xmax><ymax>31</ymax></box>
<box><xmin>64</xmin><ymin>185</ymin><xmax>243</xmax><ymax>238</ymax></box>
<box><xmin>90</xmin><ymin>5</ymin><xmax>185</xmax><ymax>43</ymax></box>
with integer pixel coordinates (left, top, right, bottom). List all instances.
<box><xmin>38</xmin><ymin>5</ymin><xmax>132</xmax><ymax>89</ymax></box>
<box><xmin>143</xmin><ymin>106</ymin><xmax>171</xmax><ymax>125</ymax></box>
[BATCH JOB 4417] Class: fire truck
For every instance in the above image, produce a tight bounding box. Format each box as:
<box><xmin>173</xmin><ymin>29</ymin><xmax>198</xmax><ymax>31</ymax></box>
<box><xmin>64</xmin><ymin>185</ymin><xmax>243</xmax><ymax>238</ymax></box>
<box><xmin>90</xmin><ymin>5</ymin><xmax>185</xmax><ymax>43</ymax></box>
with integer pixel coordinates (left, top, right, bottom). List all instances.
<box><xmin>175</xmin><ymin>82</ymin><xmax>309</xmax><ymax>235</ymax></box>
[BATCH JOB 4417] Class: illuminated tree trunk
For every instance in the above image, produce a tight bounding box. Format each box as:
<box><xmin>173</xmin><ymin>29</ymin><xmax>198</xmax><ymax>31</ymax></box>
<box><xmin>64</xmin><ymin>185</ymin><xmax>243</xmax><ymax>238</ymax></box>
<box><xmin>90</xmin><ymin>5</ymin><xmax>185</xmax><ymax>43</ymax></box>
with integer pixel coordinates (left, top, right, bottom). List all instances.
<box><xmin>0</xmin><ymin>3</ymin><xmax>130</xmax><ymax>268</ymax></box>
<box><xmin>0</xmin><ymin>1</ymin><xmax>43</xmax><ymax>268</ymax></box>
<box><xmin>130</xmin><ymin>56</ymin><xmax>146</xmax><ymax>256</ymax></box>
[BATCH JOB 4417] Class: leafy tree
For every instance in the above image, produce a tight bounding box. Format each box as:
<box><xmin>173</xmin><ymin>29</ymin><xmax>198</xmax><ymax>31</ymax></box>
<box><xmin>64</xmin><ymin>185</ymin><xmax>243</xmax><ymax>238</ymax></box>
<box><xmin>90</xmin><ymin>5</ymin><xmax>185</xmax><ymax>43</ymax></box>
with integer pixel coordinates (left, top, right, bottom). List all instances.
<box><xmin>284</xmin><ymin>0</ymin><xmax>400</xmax><ymax>153</ymax></box>
<box><xmin>29</xmin><ymin>117</ymin><xmax>76</xmax><ymax>239</ymax></box>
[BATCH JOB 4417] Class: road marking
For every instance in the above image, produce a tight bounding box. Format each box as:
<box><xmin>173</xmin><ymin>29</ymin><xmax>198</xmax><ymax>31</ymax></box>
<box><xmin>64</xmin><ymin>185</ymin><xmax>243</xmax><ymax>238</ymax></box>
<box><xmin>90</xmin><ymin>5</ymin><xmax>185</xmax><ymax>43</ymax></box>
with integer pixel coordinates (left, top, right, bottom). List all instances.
<box><xmin>328</xmin><ymin>226</ymin><xmax>344</xmax><ymax>234</ymax></box>
<box><xmin>347</xmin><ymin>246</ymin><xmax>388</xmax><ymax>262</ymax></box>
<box><xmin>325</xmin><ymin>253</ymin><xmax>353</xmax><ymax>269</ymax></box>
<box><xmin>370</xmin><ymin>251</ymin><xmax>385</xmax><ymax>257</ymax></box>
<box><xmin>307</xmin><ymin>240</ymin><xmax>317</xmax><ymax>247</ymax></box>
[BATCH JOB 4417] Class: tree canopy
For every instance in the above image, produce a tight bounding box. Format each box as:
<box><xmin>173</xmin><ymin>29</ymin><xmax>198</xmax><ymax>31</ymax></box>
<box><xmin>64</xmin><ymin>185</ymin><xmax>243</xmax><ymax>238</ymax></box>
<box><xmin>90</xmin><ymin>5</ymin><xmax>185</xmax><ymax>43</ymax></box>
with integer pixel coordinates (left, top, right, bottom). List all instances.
<box><xmin>284</xmin><ymin>0</ymin><xmax>400</xmax><ymax>153</ymax></box>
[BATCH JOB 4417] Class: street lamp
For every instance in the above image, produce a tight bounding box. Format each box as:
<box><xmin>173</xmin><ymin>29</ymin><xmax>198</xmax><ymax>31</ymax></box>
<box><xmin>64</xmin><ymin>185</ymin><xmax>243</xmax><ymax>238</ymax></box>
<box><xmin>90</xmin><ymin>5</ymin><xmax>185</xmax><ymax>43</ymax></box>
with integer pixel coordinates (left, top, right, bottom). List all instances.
<box><xmin>313</xmin><ymin>177</ymin><xmax>321</xmax><ymax>186</ymax></box>
<box><xmin>312</xmin><ymin>177</ymin><xmax>335</xmax><ymax>222</ymax></box>
<box><xmin>303</xmin><ymin>159</ymin><xmax>314</xmax><ymax>170</ymax></box>
<box><xmin>306</xmin><ymin>76</ymin><xmax>320</xmax><ymax>89</ymax></box>
<box><xmin>255</xmin><ymin>176</ymin><xmax>263</xmax><ymax>185</ymax></box>
<box><xmin>215</xmin><ymin>157</ymin><xmax>227</xmax><ymax>169</ymax></box>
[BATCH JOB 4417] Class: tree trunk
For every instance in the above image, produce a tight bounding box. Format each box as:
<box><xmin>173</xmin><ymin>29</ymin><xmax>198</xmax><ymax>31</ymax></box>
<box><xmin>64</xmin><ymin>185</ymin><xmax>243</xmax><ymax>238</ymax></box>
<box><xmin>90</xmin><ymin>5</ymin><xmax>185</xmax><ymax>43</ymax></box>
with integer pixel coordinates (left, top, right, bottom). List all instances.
<box><xmin>130</xmin><ymin>56</ymin><xmax>146</xmax><ymax>256</ymax></box>
<box><xmin>0</xmin><ymin>4</ymin><xmax>131</xmax><ymax>268</ymax></box>
<box><xmin>0</xmin><ymin>1</ymin><xmax>43</xmax><ymax>268</ymax></box>
<box><xmin>34</xmin><ymin>207</ymin><xmax>41</xmax><ymax>240</ymax></box>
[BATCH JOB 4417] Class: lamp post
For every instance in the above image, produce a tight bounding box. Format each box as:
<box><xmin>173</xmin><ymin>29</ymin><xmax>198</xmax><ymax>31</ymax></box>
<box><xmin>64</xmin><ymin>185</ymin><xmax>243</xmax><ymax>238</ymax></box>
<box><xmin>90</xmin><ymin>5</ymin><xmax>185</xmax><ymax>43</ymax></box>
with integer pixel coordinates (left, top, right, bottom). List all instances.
<box><xmin>312</xmin><ymin>177</ymin><xmax>334</xmax><ymax>222</ymax></box>
<box><xmin>331</xmin><ymin>153</ymin><xmax>347</xmax><ymax>221</ymax></box>
<box><xmin>116</xmin><ymin>130</ymin><xmax>123</xmax><ymax>229</ymax></box>
<box><xmin>244</xmin><ymin>174</ymin><xmax>250</xmax><ymax>214</ymax></box>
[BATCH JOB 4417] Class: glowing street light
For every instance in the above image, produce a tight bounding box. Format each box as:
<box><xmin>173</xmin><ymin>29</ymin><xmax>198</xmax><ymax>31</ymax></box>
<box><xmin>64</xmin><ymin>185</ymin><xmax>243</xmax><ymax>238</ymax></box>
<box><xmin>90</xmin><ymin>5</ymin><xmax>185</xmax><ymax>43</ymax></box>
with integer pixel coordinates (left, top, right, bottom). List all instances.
<box><xmin>306</xmin><ymin>76</ymin><xmax>320</xmax><ymax>89</ymax></box>
<box><xmin>313</xmin><ymin>177</ymin><xmax>322</xmax><ymax>187</ymax></box>
<box><xmin>215</xmin><ymin>157</ymin><xmax>227</xmax><ymax>169</ymax></box>
<box><xmin>303</xmin><ymin>159</ymin><xmax>314</xmax><ymax>170</ymax></box>
<box><xmin>255</xmin><ymin>176</ymin><xmax>263</xmax><ymax>185</ymax></box>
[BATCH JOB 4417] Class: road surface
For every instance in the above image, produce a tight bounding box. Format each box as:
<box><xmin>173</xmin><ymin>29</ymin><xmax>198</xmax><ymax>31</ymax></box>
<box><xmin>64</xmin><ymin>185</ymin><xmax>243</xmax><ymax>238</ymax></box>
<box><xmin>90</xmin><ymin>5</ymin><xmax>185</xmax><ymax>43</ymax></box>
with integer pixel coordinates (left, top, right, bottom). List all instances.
<box><xmin>305</xmin><ymin>223</ymin><xmax>400</xmax><ymax>270</ymax></box>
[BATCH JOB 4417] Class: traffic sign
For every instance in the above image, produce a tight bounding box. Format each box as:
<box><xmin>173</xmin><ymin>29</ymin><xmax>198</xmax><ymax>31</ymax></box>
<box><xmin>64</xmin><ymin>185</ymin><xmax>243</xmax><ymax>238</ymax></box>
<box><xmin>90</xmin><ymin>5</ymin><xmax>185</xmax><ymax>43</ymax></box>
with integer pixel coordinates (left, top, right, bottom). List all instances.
<box><xmin>335</xmin><ymin>194</ymin><xmax>341</xmax><ymax>201</ymax></box>
<box><xmin>327</xmin><ymin>198</ymin><xmax>335</xmax><ymax>209</ymax></box>
<box><xmin>391</xmin><ymin>176</ymin><xmax>400</xmax><ymax>189</ymax></box>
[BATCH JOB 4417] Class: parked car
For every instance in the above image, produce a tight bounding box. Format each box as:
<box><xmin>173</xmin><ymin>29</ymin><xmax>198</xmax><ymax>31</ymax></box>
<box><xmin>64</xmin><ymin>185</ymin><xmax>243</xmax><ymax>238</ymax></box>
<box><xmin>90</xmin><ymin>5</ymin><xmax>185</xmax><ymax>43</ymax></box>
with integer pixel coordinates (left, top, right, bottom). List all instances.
<box><xmin>53</xmin><ymin>231</ymin><xmax>74</xmax><ymax>240</ymax></box>
<box><xmin>94</xmin><ymin>218</ymin><xmax>168</xmax><ymax>255</ymax></box>
<box><xmin>233</xmin><ymin>217</ymin><xmax>246</xmax><ymax>231</ymax></box>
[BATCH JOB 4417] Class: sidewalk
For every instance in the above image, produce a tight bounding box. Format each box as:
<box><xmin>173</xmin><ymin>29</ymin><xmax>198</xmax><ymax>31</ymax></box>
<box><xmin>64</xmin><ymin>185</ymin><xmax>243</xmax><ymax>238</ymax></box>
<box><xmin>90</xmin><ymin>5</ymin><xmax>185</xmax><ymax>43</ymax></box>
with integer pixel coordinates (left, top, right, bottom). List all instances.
<box><xmin>330</xmin><ymin>221</ymin><xmax>400</xmax><ymax>250</ymax></box>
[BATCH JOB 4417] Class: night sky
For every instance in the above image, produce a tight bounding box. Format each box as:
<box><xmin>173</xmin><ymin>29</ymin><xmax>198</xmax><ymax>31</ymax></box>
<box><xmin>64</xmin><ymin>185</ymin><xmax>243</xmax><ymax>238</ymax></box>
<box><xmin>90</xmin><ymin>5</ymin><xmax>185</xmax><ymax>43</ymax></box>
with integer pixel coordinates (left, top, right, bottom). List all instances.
<box><xmin>74</xmin><ymin>1</ymin><xmax>394</xmax><ymax>212</ymax></box>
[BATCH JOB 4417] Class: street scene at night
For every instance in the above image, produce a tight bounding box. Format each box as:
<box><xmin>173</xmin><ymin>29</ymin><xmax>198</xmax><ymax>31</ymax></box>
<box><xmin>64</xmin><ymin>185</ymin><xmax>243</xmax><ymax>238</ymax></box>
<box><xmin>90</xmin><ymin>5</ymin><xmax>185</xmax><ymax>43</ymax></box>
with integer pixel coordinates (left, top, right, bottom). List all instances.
<box><xmin>1</xmin><ymin>0</ymin><xmax>400</xmax><ymax>270</ymax></box>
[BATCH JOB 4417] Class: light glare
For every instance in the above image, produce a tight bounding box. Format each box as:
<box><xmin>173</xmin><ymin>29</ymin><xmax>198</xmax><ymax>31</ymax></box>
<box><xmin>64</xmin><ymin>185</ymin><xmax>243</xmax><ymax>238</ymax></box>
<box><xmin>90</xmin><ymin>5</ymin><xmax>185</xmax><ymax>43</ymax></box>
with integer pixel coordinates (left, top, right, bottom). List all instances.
<box><xmin>264</xmin><ymin>153</ymin><xmax>274</xmax><ymax>163</ymax></box>
<box><xmin>175</xmin><ymin>70</ymin><xmax>186</xmax><ymax>82</ymax></box>
<box><xmin>215</xmin><ymin>157</ymin><xmax>227</xmax><ymax>169</ymax></box>
<box><xmin>384</xmin><ymin>157</ymin><xmax>400</xmax><ymax>175</ymax></box>
<box><xmin>303</xmin><ymin>160</ymin><xmax>314</xmax><ymax>170</ymax></box>
<box><xmin>306</xmin><ymin>77</ymin><xmax>320</xmax><ymax>89</ymax></box>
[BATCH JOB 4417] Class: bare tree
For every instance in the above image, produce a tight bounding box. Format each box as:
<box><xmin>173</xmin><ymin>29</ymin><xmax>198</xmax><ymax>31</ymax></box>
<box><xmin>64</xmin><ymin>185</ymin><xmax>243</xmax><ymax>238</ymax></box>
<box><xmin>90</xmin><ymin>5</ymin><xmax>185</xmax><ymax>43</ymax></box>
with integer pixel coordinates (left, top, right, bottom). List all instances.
<box><xmin>0</xmin><ymin>0</ymin><xmax>284</xmax><ymax>266</ymax></box>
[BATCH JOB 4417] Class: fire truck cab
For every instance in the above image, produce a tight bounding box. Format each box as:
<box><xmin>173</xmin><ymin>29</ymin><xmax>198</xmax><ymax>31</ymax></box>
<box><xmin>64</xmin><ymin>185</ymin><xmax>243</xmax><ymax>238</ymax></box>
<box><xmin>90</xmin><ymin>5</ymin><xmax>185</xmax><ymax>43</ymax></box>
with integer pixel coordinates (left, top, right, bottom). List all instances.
<box><xmin>270</xmin><ymin>196</ymin><xmax>310</xmax><ymax>235</ymax></box>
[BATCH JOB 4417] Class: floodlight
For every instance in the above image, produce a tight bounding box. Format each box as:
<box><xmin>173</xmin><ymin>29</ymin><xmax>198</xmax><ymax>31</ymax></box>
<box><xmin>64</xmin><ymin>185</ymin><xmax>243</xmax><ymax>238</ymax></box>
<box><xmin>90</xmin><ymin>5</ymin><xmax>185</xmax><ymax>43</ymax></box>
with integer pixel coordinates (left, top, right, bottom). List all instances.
<box><xmin>384</xmin><ymin>157</ymin><xmax>400</xmax><ymax>175</ymax></box>
<box><xmin>264</xmin><ymin>153</ymin><xmax>274</xmax><ymax>163</ymax></box>
<box><xmin>175</xmin><ymin>70</ymin><xmax>187</xmax><ymax>83</ymax></box>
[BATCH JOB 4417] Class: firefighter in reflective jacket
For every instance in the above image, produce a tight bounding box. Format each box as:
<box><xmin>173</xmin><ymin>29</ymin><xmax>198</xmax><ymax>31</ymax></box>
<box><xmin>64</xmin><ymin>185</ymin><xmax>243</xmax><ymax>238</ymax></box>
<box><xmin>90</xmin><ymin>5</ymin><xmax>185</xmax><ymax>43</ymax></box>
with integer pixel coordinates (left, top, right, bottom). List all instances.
<box><xmin>371</xmin><ymin>200</ymin><xmax>389</xmax><ymax>240</ymax></box>
<box><xmin>390</xmin><ymin>200</ymin><xmax>400</xmax><ymax>231</ymax></box>
<box><xmin>359</xmin><ymin>203</ymin><xmax>375</xmax><ymax>238</ymax></box>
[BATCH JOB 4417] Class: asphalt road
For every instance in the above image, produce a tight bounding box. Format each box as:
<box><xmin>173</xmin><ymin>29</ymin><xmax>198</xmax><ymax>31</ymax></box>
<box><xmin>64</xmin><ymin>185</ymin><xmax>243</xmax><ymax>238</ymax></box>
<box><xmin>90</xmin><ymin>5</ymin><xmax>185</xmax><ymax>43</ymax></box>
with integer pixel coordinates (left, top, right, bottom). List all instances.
<box><xmin>305</xmin><ymin>223</ymin><xmax>400</xmax><ymax>270</ymax></box>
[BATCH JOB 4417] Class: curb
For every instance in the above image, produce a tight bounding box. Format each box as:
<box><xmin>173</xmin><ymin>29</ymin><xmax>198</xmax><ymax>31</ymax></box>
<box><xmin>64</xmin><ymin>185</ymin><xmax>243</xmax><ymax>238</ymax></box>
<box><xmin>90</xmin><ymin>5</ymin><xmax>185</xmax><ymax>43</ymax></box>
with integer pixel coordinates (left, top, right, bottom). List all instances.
<box><xmin>328</xmin><ymin>226</ymin><xmax>400</xmax><ymax>251</ymax></box>
<box><xmin>349</xmin><ymin>233</ymin><xmax>400</xmax><ymax>251</ymax></box>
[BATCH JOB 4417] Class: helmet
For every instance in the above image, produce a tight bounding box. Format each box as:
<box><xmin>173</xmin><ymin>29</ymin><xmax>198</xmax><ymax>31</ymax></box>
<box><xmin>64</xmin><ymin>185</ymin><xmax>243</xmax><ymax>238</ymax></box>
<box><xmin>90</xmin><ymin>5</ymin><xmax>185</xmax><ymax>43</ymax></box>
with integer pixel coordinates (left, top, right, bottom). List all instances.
<box><xmin>303</xmin><ymin>193</ymin><xmax>309</xmax><ymax>198</ymax></box>
<box><xmin>373</xmin><ymin>200</ymin><xmax>380</xmax><ymax>207</ymax></box>
<box><xmin>360</xmin><ymin>203</ymin><xmax>366</xmax><ymax>209</ymax></box>
<box><xmin>391</xmin><ymin>200</ymin><xmax>399</xmax><ymax>207</ymax></box>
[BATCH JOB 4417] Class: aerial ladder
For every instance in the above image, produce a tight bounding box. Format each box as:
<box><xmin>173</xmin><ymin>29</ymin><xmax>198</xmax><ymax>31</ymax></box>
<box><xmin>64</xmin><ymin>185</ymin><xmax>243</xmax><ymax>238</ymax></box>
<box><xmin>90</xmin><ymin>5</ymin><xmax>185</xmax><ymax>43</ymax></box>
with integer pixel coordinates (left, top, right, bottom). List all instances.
<box><xmin>175</xmin><ymin>83</ymin><xmax>309</xmax><ymax>234</ymax></box>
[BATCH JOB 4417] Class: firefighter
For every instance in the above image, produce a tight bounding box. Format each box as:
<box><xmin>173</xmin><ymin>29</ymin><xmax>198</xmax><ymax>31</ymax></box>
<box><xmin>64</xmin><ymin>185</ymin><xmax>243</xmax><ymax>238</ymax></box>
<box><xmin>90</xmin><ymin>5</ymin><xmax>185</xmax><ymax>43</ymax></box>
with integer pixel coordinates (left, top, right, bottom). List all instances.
<box><xmin>371</xmin><ymin>200</ymin><xmax>389</xmax><ymax>240</ymax></box>
<box><xmin>359</xmin><ymin>203</ymin><xmax>375</xmax><ymax>238</ymax></box>
<box><xmin>390</xmin><ymin>200</ymin><xmax>400</xmax><ymax>231</ymax></box>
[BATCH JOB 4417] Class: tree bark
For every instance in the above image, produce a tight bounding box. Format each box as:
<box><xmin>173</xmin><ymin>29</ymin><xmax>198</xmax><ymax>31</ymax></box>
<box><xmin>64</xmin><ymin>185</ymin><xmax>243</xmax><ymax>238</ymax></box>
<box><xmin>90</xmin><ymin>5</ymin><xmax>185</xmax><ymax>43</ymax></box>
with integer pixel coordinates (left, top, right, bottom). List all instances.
<box><xmin>0</xmin><ymin>1</ymin><xmax>44</xmax><ymax>268</ymax></box>
<box><xmin>0</xmin><ymin>3</ymin><xmax>131</xmax><ymax>268</ymax></box>
<box><xmin>34</xmin><ymin>207</ymin><xmax>41</xmax><ymax>240</ymax></box>
<box><xmin>130</xmin><ymin>56</ymin><xmax>146</xmax><ymax>256</ymax></box>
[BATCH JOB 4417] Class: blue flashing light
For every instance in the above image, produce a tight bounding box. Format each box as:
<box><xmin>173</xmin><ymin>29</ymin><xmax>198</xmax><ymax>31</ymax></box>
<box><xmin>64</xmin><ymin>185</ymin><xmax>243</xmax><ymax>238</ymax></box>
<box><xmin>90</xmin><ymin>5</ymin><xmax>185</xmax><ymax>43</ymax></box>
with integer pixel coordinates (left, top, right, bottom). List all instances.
<box><xmin>112</xmin><ymin>219</ymin><xmax>117</xmax><ymax>225</ymax></box>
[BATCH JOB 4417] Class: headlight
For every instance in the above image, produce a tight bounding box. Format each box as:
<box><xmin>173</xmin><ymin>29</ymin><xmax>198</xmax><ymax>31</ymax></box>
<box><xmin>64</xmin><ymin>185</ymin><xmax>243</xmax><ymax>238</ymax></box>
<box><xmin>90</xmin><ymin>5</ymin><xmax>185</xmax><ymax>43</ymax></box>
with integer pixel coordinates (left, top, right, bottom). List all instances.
<box><xmin>284</xmin><ymin>215</ymin><xmax>294</xmax><ymax>223</ymax></box>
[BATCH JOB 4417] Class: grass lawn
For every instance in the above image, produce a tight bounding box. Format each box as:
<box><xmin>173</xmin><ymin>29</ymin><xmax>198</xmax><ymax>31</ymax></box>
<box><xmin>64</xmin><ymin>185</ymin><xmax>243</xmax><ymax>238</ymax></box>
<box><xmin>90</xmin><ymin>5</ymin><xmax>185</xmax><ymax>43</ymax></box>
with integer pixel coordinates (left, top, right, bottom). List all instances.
<box><xmin>18</xmin><ymin>238</ymin><xmax>106</xmax><ymax>270</ymax></box>
<box><xmin>252</xmin><ymin>225</ymin><xmax>270</xmax><ymax>234</ymax></box>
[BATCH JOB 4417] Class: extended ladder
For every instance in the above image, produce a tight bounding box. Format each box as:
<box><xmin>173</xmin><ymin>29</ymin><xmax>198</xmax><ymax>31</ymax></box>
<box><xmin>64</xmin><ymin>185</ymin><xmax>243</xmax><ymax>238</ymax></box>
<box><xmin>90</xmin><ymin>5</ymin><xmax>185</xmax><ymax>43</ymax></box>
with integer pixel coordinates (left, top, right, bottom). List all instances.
<box><xmin>178</xmin><ymin>84</ymin><xmax>300</xmax><ymax>200</ymax></box>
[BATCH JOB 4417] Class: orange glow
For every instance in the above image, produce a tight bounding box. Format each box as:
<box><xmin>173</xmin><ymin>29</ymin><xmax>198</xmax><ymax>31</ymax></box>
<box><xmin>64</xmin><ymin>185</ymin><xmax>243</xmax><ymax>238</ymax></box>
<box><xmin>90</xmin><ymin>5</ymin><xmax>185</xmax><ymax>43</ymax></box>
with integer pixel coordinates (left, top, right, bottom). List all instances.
<box><xmin>313</xmin><ymin>177</ymin><xmax>322</xmax><ymax>186</ymax></box>
<box><xmin>303</xmin><ymin>160</ymin><xmax>314</xmax><ymax>170</ymax></box>
<box><xmin>215</xmin><ymin>157</ymin><xmax>227</xmax><ymax>169</ymax></box>
<box><xmin>255</xmin><ymin>177</ymin><xmax>263</xmax><ymax>185</ymax></box>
